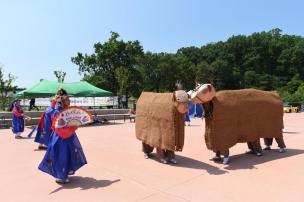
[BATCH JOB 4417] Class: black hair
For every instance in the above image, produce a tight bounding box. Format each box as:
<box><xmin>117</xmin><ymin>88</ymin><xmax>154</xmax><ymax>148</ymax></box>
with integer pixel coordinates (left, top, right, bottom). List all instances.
<box><xmin>56</xmin><ymin>88</ymin><xmax>68</xmax><ymax>96</ymax></box>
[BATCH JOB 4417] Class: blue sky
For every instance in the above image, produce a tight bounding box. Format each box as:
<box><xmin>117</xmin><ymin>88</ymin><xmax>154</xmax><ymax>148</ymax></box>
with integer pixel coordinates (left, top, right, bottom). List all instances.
<box><xmin>0</xmin><ymin>0</ymin><xmax>304</xmax><ymax>88</ymax></box>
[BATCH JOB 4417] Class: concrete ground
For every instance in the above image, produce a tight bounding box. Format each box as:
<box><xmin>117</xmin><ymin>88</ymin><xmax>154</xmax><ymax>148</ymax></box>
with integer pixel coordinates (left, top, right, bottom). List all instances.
<box><xmin>0</xmin><ymin>113</ymin><xmax>303</xmax><ymax>202</ymax></box>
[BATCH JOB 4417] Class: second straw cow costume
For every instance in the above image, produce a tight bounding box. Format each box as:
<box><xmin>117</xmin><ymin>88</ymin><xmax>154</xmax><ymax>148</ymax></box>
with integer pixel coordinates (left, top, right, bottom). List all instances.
<box><xmin>190</xmin><ymin>84</ymin><xmax>286</xmax><ymax>164</ymax></box>
<box><xmin>135</xmin><ymin>90</ymin><xmax>189</xmax><ymax>164</ymax></box>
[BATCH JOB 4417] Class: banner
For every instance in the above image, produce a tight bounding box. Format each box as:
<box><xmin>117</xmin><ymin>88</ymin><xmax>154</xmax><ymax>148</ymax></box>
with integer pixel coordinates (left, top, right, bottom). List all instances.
<box><xmin>21</xmin><ymin>97</ymin><xmax>118</xmax><ymax>107</ymax></box>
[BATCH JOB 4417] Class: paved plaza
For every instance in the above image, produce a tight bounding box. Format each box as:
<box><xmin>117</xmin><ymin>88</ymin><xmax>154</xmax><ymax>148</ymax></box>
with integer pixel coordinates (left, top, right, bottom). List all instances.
<box><xmin>1</xmin><ymin>113</ymin><xmax>303</xmax><ymax>202</ymax></box>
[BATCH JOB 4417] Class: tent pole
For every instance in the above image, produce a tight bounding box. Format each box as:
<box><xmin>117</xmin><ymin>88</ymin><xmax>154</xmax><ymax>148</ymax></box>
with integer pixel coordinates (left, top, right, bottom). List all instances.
<box><xmin>23</xmin><ymin>95</ymin><xmax>26</xmax><ymax>111</ymax></box>
<box><xmin>113</xmin><ymin>96</ymin><xmax>115</xmax><ymax>124</ymax></box>
<box><xmin>23</xmin><ymin>95</ymin><xmax>26</xmax><ymax>128</ymax></box>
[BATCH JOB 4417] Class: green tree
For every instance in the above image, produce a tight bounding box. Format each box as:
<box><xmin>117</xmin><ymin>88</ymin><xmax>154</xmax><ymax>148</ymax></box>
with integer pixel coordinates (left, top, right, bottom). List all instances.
<box><xmin>177</xmin><ymin>46</ymin><xmax>202</xmax><ymax>65</ymax></box>
<box><xmin>72</xmin><ymin>32</ymin><xmax>144</xmax><ymax>97</ymax></box>
<box><xmin>0</xmin><ymin>67</ymin><xmax>16</xmax><ymax>110</ymax></box>
<box><xmin>195</xmin><ymin>61</ymin><xmax>215</xmax><ymax>84</ymax></box>
<box><xmin>277</xmin><ymin>74</ymin><xmax>304</xmax><ymax>101</ymax></box>
<box><xmin>293</xmin><ymin>83</ymin><xmax>304</xmax><ymax>101</ymax></box>
<box><xmin>115</xmin><ymin>66</ymin><xmax>142</xmax><ymax>97</ymax></box>
<box><xmin>291</xmin><ymin>41</ymin><xmax>304</xmax><ymax>80</ymax></box>
<box><xmin>54</xmin><ymin>70</ymin><xmax>66</xmax><ymax>83</ymax></box>
<box><xmin>137</xmin><ymin>52</ymin><xmax>162</xmax><ymax>92</ymax></box>
<box><xmin>243</xmin><ymin>70</ymin><xmax>258</xmax><ymax>88</ymax></box>
<box><xmin>71</xmin><ymin>29</ymin><xmax>304</xmax><ymax>102</ymax></box>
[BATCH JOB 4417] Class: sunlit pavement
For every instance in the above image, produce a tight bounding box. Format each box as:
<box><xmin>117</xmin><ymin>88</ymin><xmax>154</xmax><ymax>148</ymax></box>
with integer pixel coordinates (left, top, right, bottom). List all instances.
<box><xmin>0</xmin><ymin>113</ymin><xmax>303</xmax><ymax>202</ymax></box>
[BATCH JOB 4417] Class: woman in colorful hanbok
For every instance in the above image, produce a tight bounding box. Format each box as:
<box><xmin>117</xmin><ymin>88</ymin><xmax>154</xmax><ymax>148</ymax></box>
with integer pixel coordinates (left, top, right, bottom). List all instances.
<box><xmin>34</xmin><ymin>98</ymin><xmax>57</xmax><ymax>149</ymax></box>
<box><xmin>38</xmin><ymin>88</ymin><xmax>87</xmax><ymax>184</ymax></box>
<box><xmin>12</xmin><ymin>99</ymin><xmax>31</xmax><ymax>139</ymax></box>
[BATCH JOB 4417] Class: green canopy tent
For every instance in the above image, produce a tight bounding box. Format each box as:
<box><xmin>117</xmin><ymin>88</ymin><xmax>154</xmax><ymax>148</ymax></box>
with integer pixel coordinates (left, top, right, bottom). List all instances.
<box><xmin>14</xmin><ymin>79</ymin><xmax>112</xmax><ymax>98</ymax></box>
<box><xmin>13</xmin><ymin>80</ymin><xmax>120</xmax><ymax>123</ymax></box>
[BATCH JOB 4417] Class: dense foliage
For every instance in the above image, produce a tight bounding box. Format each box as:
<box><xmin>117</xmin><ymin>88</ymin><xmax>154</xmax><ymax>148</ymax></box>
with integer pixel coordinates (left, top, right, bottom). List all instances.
<box><xmin>72</xmin><ymin>29</ymin><xmax>304</xmax><ymax>102</ymax></box>
<box><xmin>0</xmin><ymin>67</ymin><xmax>16</xmax><ymax>110</ymax></box>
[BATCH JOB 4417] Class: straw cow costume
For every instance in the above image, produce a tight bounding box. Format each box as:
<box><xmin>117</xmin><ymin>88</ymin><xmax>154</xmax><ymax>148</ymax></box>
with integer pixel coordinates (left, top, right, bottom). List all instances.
<box><xmin>135</xmin><ymin>90</ymin><xmax>189</xmax><ymax>164</ymax></box>
<box><xmin>189</xmin><ymin>84</ymin><xmax>286</xmax><ymax>164</ymax></box>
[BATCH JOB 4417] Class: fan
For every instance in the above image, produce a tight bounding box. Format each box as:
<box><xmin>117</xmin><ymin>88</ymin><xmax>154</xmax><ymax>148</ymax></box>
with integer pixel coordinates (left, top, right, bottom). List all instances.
<box><xmin>53</xmin><ymin>106</ymin><xmax>93</xmax><ymax>129</ymax></box>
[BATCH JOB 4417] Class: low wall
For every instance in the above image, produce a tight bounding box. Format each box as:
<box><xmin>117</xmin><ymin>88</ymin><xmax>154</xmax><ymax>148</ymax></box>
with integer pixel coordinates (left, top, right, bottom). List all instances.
<box><xmin>0</xmin><ymin>109</ymin><xmax>129</xmax><ymax>128</ymax></box>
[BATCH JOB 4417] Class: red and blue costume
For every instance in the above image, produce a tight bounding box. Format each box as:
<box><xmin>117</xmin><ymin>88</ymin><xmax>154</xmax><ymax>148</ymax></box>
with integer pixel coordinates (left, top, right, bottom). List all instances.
<box><xmin>38</xmin><ymin>104</ymin><xmax>87</xmax><ymax>180</ymax></box>
<box><xmin>184</xmin><ymin>112</ymin><xmax>190</xmax><ymax>122</ymax></box>
<box><xmin>188</xmin><ymin>103</ymin><xmax>203</xmax><ymax>118</ymax></box>
<box><xmin>34</xmin><ymin>100</ymin><xmax>56</xmax><ymax>146</ymax></box>
<box><xmin>12</xmin><ymin>102</ymin><xmax>24</xmax><ymax>134</ymax></box>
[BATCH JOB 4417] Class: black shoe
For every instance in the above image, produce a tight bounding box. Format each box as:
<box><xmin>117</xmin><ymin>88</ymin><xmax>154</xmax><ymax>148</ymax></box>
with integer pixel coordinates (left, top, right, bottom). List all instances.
<box><xmin>56</xmin><ymin>178</ymin><xmax>70</xmax><ymax>184</ymax></box>
<box><xmin>209</xmin><ymin>156</ymin><xmax>222</xmax><ymax>161</ymax></box>
<box><xmin>38</xmin><ymin>145</ymin><xmax>48</xmax><ymax>150</ymax></box>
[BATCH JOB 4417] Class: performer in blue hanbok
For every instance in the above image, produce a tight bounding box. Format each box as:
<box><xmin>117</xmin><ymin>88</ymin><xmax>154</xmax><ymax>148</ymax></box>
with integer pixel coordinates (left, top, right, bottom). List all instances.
<box><xmin>33</xmin><ymin>98</ymin><xmax>57</xmax><ymax>149</ymax></box>
<box><xmin>38</xmin><ymin>88</ymin><xmax>87</xmax><ymax>184</ymax></box>
<box><xmin>12</xmin><ymin>99</ymin><xmax>31</xmax><ymax>139</ymax></box>
<box><xmin>184</xmin><ymin>112</ymin><xmax>190</xmax><ymax>126</ymax></box>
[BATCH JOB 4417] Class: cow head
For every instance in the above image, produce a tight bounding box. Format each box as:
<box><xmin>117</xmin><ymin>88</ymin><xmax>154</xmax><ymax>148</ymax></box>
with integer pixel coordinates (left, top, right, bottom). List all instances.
<box><xmin>188</xmin><ymin>83</ymin><xmax>216</xmax><ymax>104</ymax></box>
<box><xmin>174</xmin><ymin>90</ymin><xmax>189</xmax><ymax>114</ymax></box>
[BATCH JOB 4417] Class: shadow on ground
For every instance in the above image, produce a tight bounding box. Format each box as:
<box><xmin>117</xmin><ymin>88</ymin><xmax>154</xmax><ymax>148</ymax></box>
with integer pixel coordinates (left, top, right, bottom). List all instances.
<box><xmin>283</xmin><ymin>131</ymin><xmax>301</xmax><ymax>134</ymax></box>
<box><xmin>14</xmin><ymin>136</ymin><xmax>34</xmax><ymax>140</ymax></box>
<box><xmin>225</xmin><ymin>148</ymin><xmax>304</xmax><ymax>170</ymax></box>
<box><xmin>50</xmin><ymin>177</ymin><xmax>120</xmax><ymax>194</ymax></box>
<box><xmin>85</xmin><ymin>122</ymin><xmax>125</xmax><ymax>127</ymax></box>
<box><xmin>147</xmin><ymin>154</ymin><xmax>227</xmax><ymax>175</ymax></box>
<box><xmin>33</xmin><ymin>148</ymin><xmax>47</xmax><ymax>151</ymax></box>
<box><xmin>175</xmin><ymin>155</ymin><xmax>228</xmax><ymax>175</ymax></box>
<box><xmin>184</xmin><ymin>124</ymin><xmax>202</xmax><ymax>127</ymax></box>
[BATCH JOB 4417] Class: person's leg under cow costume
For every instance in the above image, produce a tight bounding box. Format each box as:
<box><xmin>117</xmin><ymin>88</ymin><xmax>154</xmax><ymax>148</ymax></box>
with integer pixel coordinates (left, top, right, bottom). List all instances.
<box><xmin>264</xmin><ymin>137</ymin><xmax>286</xmax><ymax>153</ymax></box>
<box><xmin>210</xmin><ymin>150</ymin><xmax>230</xmax><ymax>164</ymax></box>
<box><xmin>246</xmin><ymin>139</ymin><xmax>263</xmax><ymax>156</ymax></box>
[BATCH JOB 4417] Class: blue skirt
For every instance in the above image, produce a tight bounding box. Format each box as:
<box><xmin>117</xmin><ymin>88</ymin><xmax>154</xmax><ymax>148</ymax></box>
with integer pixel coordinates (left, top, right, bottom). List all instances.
<box><xmin>188</xmin><ymin>103</ymin><xmax>203</xmax><ymax>118</ymax></box>
<box><xmin>12</xmin><ymin>116</ymin><xmax>24</xmax><ymax>134</ymax></box>
<box><xmin>38</xmin><ymin>133</ymin><xmax>87</xmax><ymax>179</ymax></box>
<box><xmin>184</xmin><ymin>113</ymin><xmax>190</xmax><ymax>122</ymax></box>
<box><xmin>34</xmin><ymin>128</ymin><xmax>52</xmax><ymax>145</ymax></box>
<box><xmin>188</xmin><ymin>103</ymin><xmax>195</xmax><ymax>118</ymax></box>
<box><xmin>34</xmin><ymin>107</ymin><xmax>54</xmax><ymax>145</ymax></box>
<box><xmin>195</xmin><ymin>104</ymin><xmax>203</xmax><ymax>118</ymax></box>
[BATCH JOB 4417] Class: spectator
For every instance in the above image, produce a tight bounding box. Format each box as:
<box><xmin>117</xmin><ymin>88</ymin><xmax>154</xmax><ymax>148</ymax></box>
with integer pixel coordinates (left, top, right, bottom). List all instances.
<box><xmin>29</xmin><ymin>98</ymin><xmax>39</xmax><ymax>111</ymax></box>
<box><xmin>122</xmin><ymin>95</ymin><xmax>128</xmax><ymax>109</ymax></box>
